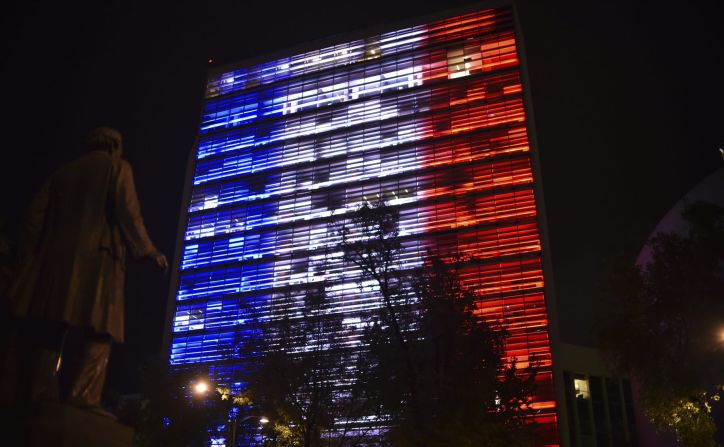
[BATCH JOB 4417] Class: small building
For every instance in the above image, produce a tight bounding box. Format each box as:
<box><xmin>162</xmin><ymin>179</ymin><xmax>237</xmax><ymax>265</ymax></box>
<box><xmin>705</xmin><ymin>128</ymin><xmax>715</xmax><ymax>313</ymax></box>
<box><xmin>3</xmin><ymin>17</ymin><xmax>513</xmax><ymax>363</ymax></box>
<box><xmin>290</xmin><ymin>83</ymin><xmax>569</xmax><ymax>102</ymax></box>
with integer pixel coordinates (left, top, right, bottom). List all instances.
<box><xmin>556</xmin><ymin>342</ymin><xmax>639</xmax><ymax>447</ymax></box>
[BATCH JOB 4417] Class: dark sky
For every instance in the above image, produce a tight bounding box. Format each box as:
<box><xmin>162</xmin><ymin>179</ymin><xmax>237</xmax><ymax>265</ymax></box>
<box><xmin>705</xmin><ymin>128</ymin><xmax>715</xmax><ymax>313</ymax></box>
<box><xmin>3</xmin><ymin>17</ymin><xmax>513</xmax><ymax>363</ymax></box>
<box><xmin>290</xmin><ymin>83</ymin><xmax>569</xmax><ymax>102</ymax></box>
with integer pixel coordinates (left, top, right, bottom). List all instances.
<box><xmin>1</xmin><ymin>0</ymin><xmax>722</xmax><ymax>394</ymax></box>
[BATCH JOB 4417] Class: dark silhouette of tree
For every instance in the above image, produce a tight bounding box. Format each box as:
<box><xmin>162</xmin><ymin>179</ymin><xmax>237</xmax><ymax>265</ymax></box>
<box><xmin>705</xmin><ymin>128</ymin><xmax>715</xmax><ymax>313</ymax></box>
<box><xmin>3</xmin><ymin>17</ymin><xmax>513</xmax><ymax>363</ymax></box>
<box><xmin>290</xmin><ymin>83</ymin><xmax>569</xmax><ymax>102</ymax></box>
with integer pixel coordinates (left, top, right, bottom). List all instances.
<box><xmin>239</xmin><ymin>285</ymin><xmax>375</xmax><ymax>447</ymax></box>
<box><xmin>598</xmin><ymin>201</ymin><xmax>724</xmax><ymax>447</ymax></box>
<box><xmin>341</xmin><ymin>200</ymin><xmax>538</xmax><ymax>447</ymax></box>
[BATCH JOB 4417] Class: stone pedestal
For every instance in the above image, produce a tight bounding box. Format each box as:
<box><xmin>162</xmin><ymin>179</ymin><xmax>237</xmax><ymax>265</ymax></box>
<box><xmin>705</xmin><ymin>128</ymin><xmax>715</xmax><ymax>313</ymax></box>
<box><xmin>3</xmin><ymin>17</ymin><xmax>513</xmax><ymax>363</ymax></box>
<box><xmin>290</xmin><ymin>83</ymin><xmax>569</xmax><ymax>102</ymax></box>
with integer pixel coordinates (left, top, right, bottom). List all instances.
<box><xmin>10</xmin><ymin>402</ymin><xmax>134</xmax><ymax>447</ymax></box>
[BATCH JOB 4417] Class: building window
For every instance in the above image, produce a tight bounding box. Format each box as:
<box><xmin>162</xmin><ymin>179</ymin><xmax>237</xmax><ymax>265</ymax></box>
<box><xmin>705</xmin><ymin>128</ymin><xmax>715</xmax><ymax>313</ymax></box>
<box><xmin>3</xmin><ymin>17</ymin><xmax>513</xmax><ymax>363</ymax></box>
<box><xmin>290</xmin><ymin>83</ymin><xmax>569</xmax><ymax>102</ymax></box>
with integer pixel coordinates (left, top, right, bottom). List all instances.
<box><xmin>574</xmin><ymin>377</ymin><xmax>590</xmax><ymax>400</ymax></box>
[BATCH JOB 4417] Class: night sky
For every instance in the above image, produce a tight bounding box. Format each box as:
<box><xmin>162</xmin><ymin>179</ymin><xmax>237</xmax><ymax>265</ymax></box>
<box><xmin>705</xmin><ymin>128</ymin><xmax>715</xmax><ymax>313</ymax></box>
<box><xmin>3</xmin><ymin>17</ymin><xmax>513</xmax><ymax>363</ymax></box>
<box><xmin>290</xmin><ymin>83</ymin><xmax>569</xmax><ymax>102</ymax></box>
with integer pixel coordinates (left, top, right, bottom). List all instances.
<box><xmin>1</xmin><ymin>0</ymin><xmax>722</xmax><ymax>395</ymax></box>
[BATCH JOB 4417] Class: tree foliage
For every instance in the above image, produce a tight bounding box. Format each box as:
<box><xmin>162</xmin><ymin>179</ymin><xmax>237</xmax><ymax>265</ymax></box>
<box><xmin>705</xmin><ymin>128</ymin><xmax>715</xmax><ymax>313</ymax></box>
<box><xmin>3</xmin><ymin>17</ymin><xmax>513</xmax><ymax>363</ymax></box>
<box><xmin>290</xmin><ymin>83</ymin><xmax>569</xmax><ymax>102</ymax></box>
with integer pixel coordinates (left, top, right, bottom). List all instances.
<box><xmin>226</xmin><ymin>200</ymin><xmax>538</xmax><ymax>446</ymax></box>
<box><xmin>240</xmin><ymin>286</ymin><xmax>373</xmax><ymax>447</ymax></box>
<box><xmin>598</xmin><ymin>201</ymin><xmax>724</xmax><ymax>447</ymax></box>
<box><xmin>341</xmin><ymin>200</ymin><xmax>538</xmax><ymax>447</ymax></box>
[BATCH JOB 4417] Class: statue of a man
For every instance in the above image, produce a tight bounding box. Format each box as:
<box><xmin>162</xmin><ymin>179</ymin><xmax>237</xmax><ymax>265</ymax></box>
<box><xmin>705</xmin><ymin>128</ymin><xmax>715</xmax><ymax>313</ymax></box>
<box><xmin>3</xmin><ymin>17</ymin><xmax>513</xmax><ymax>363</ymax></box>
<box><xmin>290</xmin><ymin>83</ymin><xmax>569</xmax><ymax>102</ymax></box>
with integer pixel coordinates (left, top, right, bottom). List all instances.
<box><xmin>9</xmin><ymin>127</ymin><xmax>167</xmax><ymax>414</ymax></box>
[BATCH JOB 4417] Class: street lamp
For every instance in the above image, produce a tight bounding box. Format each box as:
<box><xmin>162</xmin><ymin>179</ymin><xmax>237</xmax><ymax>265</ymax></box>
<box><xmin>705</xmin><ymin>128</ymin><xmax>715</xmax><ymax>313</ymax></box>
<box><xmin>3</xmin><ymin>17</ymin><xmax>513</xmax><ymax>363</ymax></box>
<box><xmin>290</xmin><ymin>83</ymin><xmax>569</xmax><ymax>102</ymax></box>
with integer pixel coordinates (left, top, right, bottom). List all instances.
<box><xmin>237</xmin><ymin>415</ymin><xmax>269</xmax><ymax>424</ymax></box>
<box><xmin>229</xmin><ymin>414</ymin><xmax>269</xmax><ymax>447</ymax></box>
<box><xmin>194</xmin><ymin>380</ymin><xmax>209</xmax><ymax>394</ymax></box>
<box><xmin>191</xmin><ymin>378</ymin><xmax>267</xmax><ymax>446</ymax></box>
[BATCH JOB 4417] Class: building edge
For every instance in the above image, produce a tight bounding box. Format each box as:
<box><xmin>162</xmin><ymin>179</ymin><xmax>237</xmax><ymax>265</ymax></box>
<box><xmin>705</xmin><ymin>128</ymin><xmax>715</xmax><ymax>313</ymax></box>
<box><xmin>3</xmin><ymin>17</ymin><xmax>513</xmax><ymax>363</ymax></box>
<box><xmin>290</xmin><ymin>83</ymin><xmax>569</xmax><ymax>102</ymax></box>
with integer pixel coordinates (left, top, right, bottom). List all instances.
<box><xmin>161</xmin><ymin>74</ymin><xmax>209</xmax><ymax>364</ymax></box>
<box><xmin>161</xmin><ymin>141</ymin><xmax>198</xmax><ymax>364</ymax></box>
<box><xmin>206</xmin><ymin>0</ymin><xmax>515</xmax><ymax>80</ymax></box>
<box><xmin>512</xmin><ymin>2</ymin><xmax>567</xmax><ymax>446</ymax></box>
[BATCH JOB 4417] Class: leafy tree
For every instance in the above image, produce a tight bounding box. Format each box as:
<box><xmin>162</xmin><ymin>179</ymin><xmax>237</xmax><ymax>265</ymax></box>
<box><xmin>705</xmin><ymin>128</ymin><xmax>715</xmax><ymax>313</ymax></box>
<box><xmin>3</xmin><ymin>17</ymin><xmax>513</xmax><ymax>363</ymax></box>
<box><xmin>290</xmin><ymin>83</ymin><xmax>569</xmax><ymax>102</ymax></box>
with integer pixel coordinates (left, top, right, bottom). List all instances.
<box><xmin>240</xmin><ymin>285</ymin><xmax>374</xmax><ymax>447</ymax></box>
<box><xmin>598</xmin><ymin>201</ymin><xmax>724</xmax><ymax>447</ymax></box>
<box><xmin>341</xmin><ymin>201</ymin><xmax>538</xmax><ymax>447</ymax></box>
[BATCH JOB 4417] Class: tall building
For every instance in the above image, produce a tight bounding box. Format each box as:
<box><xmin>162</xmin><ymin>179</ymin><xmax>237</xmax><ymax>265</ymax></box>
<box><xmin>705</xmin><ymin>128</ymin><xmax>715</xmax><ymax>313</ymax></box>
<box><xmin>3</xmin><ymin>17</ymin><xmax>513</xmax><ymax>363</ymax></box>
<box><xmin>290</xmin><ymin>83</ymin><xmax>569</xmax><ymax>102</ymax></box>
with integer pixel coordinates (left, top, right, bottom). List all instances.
<box><xmin>166</xmin><ymin>3</ymin><xmax>560</xmax><ymax>445</ymax></box>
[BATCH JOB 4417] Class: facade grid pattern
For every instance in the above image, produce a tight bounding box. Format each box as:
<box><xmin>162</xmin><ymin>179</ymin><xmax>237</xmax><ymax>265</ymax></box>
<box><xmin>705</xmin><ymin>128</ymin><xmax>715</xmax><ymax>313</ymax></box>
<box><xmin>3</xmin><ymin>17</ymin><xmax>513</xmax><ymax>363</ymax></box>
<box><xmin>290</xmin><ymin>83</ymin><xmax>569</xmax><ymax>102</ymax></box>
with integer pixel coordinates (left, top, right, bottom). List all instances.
<box><xmin>169</xmin><ymin>6</ymin><xmax>559</xmax><ymax>445</ymax></box>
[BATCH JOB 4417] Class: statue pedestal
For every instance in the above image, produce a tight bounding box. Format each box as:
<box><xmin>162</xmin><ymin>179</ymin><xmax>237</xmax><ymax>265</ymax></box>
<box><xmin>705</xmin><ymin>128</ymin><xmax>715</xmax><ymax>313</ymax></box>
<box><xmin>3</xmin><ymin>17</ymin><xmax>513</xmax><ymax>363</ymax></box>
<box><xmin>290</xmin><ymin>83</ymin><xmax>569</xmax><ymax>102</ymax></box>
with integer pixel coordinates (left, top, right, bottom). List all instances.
<box><xmin>13</xmin><ymin>402</ymin><xmax>134</xmax><ymax>447</ymax></box>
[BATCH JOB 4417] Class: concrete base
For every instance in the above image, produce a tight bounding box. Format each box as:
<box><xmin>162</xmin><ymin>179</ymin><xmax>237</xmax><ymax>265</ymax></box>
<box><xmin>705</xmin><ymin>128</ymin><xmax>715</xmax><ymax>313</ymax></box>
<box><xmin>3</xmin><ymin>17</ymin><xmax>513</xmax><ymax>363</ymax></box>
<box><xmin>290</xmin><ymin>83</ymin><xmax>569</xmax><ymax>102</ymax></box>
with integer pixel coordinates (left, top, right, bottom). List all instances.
<box><xmin>10</xmin><ymin>402</ymin><xmax>134</xmax><ymax>447</ymax></box>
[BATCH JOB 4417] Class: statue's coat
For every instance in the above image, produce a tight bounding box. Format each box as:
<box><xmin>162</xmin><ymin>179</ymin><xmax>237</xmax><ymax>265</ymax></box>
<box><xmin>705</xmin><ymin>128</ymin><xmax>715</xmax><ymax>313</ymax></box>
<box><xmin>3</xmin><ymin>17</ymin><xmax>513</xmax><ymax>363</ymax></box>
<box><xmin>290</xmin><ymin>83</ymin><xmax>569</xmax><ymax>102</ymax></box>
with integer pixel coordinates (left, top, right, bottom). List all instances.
<box><xmin>9</xmin><ymin>150</ymin><xmax>155</xmax><ymax>342</ymax></box>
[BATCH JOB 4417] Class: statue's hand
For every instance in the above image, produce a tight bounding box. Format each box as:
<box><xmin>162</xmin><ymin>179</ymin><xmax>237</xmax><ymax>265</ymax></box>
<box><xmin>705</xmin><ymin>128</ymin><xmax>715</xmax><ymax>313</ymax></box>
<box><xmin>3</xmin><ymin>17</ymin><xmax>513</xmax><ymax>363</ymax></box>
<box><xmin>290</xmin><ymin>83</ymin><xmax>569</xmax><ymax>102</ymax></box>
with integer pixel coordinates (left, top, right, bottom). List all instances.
<box><xmin>151</xmin><ymin>251</ymin><xmax>169</xmax><ymax>274</ymax></box>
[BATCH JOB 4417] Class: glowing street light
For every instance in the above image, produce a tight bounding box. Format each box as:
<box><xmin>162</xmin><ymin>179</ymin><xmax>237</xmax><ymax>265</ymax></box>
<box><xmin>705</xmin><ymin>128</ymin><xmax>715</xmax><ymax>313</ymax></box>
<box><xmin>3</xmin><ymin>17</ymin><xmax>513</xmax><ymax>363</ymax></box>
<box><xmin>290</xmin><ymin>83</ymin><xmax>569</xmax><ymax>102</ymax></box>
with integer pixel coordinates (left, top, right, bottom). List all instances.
<box><xmin>194</xmin><ymin>380</ymin><xmax>209</xmax><ymax>394</ymax></box>
<box><xmin>230</xmin><ymin>415</ymin><xmax>270</xmax><ymax>447</ymax></box>
<box><xmin>191</xmin><ymin>380</ymin><xmax>268</xmax><ymax>446</ymax></box>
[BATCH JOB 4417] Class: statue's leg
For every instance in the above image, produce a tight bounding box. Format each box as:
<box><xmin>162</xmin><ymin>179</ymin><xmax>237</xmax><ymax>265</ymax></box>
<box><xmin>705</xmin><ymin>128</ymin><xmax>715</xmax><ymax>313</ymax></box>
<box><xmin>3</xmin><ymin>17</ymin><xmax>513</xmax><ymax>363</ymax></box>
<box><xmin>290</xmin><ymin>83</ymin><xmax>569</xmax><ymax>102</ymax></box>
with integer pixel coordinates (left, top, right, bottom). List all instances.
<box><xmin>29</xmin><ymin>349</ymin><xmax>62</xmax><ymax>402</ymax></box>
<box><xmin>66</xmin><ymin>337</ymin><xmax>111</xmax><ymax>413</ymax></box>
<box><xmin>14</xmin><ymin>320</ymin><xmax>66</xmax><ymax>408</ymax></box>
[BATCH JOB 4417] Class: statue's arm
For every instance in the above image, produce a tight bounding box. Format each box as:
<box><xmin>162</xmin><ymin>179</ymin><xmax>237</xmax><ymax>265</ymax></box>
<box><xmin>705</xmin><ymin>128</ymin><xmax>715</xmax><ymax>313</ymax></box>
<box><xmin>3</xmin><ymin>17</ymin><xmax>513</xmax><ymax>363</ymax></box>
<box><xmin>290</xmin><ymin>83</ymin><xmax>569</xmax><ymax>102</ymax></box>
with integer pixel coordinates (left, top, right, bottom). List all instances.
<box><xmin>115</xmin><ymin>161</ymin><xmax>157</xmax><ymax>259</ymax></box>
<box><xmin>19</xmin><ymin>179</ymin><xmax>50</xmax><ymax>261</ymax></box>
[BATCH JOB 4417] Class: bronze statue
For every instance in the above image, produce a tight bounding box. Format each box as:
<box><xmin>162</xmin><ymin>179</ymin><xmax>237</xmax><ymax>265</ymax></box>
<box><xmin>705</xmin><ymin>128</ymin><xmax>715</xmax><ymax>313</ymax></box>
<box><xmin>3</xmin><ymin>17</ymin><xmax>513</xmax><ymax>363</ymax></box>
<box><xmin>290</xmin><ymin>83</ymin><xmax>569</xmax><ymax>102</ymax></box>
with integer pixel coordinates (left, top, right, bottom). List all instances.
<box><xmin>8</xmin><ymin>127</ymin><xmax>167</xmax><ymax>415</ymax></box>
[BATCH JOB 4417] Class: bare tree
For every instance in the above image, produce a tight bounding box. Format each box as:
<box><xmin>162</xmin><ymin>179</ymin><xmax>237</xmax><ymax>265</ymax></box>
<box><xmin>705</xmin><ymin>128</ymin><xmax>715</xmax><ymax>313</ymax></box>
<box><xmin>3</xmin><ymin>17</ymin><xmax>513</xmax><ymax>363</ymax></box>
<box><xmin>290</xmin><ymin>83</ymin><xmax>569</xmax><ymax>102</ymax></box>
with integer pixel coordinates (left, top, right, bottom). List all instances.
<box><xmin>341</xmin><ymin>200</ymin><xmax>538</xmax><ymax>447</ymax></box>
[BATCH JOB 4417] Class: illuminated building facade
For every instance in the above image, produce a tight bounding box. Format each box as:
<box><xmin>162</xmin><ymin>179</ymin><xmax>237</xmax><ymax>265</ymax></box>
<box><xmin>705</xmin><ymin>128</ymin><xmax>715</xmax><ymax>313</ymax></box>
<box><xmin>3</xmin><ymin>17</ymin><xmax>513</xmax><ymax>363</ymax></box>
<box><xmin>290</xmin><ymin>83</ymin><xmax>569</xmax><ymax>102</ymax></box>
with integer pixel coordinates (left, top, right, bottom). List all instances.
<box><xmin>167</xmin><ymin>3</ymin><xmax>560</xmax><ymax>445</ymax></box>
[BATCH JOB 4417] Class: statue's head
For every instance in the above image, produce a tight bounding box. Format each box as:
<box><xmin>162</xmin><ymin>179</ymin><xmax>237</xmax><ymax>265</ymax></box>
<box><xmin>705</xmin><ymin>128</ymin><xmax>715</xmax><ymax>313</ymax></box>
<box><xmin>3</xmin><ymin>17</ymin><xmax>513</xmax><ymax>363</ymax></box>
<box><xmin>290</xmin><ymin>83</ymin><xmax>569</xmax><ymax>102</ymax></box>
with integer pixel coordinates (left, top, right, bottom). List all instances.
<box><xmin>86</xmin><ymin>127</ymin><xmax>123</xmax><ymax>158</ymax></box>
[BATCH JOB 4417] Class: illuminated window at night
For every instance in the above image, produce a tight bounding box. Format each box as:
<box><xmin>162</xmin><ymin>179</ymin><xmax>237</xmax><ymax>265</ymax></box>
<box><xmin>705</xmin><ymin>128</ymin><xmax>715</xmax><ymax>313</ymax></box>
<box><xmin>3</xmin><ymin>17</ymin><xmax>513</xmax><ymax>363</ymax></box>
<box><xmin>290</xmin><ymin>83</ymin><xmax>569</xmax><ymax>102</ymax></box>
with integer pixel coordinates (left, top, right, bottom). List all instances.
<box><xmin>169</xmin><ymin>6</ymin><xmax>558</xmax><ymax>445</ymax></box>
<box><xmin>574</xmin><ymin>377</ymin><xmax>591</xmax><ymax>400</ymax></box>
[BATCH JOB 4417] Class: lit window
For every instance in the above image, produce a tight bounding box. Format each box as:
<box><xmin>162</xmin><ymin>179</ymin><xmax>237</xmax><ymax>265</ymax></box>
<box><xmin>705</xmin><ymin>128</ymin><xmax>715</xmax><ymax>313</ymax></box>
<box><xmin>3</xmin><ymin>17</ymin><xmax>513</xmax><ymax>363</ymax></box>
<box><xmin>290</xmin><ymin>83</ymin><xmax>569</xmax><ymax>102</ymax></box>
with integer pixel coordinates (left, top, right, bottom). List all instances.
<box><xmin>574</xmin><ymin>377</ymin><xmax>590</xmax><ymax>399</ymax></box>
